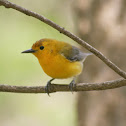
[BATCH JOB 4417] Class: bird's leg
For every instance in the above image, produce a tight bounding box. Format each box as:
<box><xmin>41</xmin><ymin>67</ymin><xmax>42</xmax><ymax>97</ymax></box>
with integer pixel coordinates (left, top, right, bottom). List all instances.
<box><xmin>45</xmin><ymin>78</ymin><xmax>55</xmax><ymax>96</ymax></box>
<box><xmin>69</xmin><ymin>77</ymin><xmax>76</xmax><ymax>92</ymax></box>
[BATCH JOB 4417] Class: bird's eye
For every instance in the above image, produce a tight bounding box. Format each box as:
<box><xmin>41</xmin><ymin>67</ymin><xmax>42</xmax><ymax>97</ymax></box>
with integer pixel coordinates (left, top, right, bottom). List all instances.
<box><xmin>40</xmin><ymin>46</ymin><xmax>44</xmax><ymax>50</ymax></box>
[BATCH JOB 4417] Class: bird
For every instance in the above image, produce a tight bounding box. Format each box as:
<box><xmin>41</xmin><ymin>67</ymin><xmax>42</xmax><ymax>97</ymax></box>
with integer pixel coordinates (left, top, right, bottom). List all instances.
<box><xmin>22</xmin><ymin>38</ymin><xmax>92</xmax><ymax>95</ymax></box>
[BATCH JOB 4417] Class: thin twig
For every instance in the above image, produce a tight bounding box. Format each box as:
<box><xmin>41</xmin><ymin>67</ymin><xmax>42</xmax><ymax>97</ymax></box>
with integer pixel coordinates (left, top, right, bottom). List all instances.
<box><xmin>0</xmin><ymin>79</ymin><xmax>125</xmax><ymax>93</ymax></box>
<box><xmin>0</xmin><ymin>0</ymin><xmax>126</xmax><ymax>79</ymax></box>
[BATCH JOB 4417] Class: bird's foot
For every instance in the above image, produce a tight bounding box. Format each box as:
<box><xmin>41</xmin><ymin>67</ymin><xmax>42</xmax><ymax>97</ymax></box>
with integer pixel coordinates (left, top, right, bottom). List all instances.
<box><xmin>45</xmin><ymin>78</ymin><xmax>54</xmax><ymax>96</ymax></box>
<box><xmin>69</xmin><ymin>79</ymin><xmax>76</xmax><ymax>93</ymax></box>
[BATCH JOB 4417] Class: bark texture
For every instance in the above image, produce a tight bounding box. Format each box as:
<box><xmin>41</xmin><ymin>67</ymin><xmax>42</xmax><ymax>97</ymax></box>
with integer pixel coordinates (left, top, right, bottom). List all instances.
<box><xmin>74</xmin><ymin>0</ymin><xmax>126</xmax><ymax>126</ymax></box>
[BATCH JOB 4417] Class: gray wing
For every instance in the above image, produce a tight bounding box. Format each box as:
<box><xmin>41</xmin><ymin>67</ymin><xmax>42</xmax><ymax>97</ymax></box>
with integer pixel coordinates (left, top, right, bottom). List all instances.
<box><xmin>60</xmin><ymin>45</ymin><xmax>92</xmax><ymax>62</ymax></box>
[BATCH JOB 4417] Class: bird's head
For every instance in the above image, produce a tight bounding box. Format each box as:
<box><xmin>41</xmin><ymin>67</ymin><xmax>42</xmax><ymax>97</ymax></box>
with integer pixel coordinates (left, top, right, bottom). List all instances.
<box><xmin>22</xmin><ymin>39</ymin><xmax>55</xmax><ymax>58</ymax></box>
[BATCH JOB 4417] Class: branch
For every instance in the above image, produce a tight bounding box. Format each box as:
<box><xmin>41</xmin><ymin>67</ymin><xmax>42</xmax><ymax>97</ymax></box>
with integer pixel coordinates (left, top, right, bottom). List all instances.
<box><xmin>0</xmin><ymin>0</ymin><xmax>126</xmax><ymax>79</ymax></box>
<box><xmin>0</xmin><ymin>79</ymin><xmax>126</xmax><ymax>93</ymax></box>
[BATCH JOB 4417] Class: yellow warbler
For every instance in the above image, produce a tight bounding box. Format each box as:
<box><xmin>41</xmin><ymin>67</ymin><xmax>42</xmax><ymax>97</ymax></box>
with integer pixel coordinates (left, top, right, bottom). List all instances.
<box><xmin>22</xmin><ymin>39</ymin><xmax>92</xmax><ymax>94</ymax></box>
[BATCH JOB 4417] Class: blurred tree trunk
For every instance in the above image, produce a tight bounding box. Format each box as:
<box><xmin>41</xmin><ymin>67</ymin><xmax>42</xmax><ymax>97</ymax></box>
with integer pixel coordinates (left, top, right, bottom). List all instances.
<box><xmin>74</xmin><ymin>0</ymin><xmax>126</xmax><ymax>126</ymax></box>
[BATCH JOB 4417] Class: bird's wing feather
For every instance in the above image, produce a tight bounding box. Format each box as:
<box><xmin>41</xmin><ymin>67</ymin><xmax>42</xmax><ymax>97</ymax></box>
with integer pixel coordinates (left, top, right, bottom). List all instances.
<box><xmin>60</xmin><ymin>45</ymin><xmax>92</xmax><ymax>62</ymax></box>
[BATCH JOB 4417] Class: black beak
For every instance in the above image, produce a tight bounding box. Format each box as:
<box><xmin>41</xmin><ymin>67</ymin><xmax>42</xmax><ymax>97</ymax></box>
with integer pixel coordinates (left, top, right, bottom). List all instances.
<box><xmin>21</xmin><ymin>49</ymin><xmax>37</xmax><ymax>53</ymax></box>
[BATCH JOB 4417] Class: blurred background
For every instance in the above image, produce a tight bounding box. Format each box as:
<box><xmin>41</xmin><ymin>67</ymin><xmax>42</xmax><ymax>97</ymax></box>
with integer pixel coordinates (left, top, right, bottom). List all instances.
<box><xmin>0</xmin><ymin>0</ymin><xmax>126</xmax><ymax>126</ymax></box>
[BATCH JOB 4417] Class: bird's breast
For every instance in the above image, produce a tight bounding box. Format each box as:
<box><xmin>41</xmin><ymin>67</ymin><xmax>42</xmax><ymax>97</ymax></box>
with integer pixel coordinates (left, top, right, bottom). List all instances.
<box><xmin>38</xmin><ymin>53</ymin><xmax>83</xmax><ymax>79</ymax></box>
